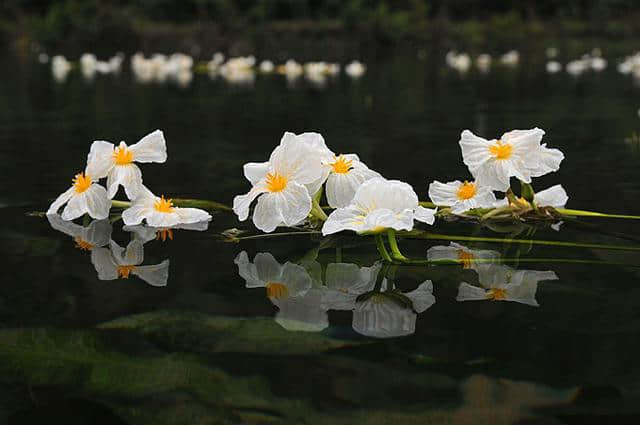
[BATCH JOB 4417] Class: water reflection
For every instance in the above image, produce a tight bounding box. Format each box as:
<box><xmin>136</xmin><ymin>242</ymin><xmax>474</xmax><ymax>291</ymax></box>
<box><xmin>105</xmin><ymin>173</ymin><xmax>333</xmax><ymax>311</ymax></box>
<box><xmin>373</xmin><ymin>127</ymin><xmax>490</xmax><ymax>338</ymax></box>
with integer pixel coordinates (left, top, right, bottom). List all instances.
<box><xmin>47</xmin><ymin>214</ymin><xmax>211</xmax><ymax>286</ymax></box>
<box><xmin>235</xmin><ymin>251</ymin><xmax>435</xmax><ymax>338</ymax></box>
<box><xmin>458</xmin><ymin>264</ymin><xmax>558</xmax><ymax>306</ymax></box>
<box><xmin>428</xmin><ymin>242</ymin><xmax>558</xmax><ymax>306</ymax></box>
<box><xmin>47</xmin><ymin>214</ymin><xmax>112</xmax><ymax>251</ymax></box>
<box><xmin>91</xmin><ymin>239</ymin><xmax>169</xmax><ymax>287</ymax></box>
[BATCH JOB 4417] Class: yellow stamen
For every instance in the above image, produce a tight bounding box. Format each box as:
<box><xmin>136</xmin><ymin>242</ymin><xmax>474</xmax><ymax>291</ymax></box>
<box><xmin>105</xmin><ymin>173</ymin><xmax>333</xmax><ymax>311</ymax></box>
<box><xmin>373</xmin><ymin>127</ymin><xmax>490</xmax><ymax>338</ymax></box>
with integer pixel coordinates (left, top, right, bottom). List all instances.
<box><xmin>154</xmin><ymin>195</ymin><xmax>175</xmax><ymax>213</ymax></box>
<box><xmin>330</xmin><ymin>155</ymin><xmax>353</xmax><ymax>174</ymax></box>
<box><xmin>72</xmin><ymin>173</ymin><xmax>92</xmax><ymax>193</ymax></box>
<box><xmin>74</xmin><ymin>237</ymin><xmax>93</xmax><ymax>251</ymax></box>
<box><xmin>266</xmin><ymin>173</ymin><xmax>287</xmax><ymax>192</ymax></box>
<box><xmin>456</xmin><ymin>181</ymin><xmax>477</xmax><ymax>200</ymax></box>
<box><xmin>266</xmin><ymin>282</ymin><xmax>288</xmax><ymax>299</ymax></box>
<box><xmin>113</xmin><ymin>145</ymin><xmax>134</xmax><ymax>165</ymax></box>
<box><xmin>486</xmin><ymin>288</ymin><xmax>507</xmax><ymax>301</ymax></box>
<box><xmin>117</xmin><ymin>265</ymin><xmax>135</xmax><ymax>278</ymax></box>
<box><xmin>457</xmin><ymin>249</ymin><xmax>474</xmax><ymax>269</ymax></box>
<box><xmin>488</xmin><ymin>140</ymin><xmax>513</xmax><ymax>160</ymax></box>
<box><xmin>156</xmin><ymin>228</ymin><xmax>174</xmax><ymax>242</ymax></box>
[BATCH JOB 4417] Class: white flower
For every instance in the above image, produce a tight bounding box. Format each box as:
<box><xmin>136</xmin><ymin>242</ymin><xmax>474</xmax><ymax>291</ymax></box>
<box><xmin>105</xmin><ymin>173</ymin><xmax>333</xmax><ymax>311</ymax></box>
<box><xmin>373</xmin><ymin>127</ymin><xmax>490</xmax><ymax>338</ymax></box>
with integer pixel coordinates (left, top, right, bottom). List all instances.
<box><xmin>428</xmin><ymin>179</ymin><xmax>496</xmax><ymax>214</ymax></box>
<box><xmin>352</xmin><ymin>280</ymin><xmax>435</xmax><ymax>338</ymax></box>
<box><xmin>495</xmin><ymin>184</ymin><xmax>569</xmax><ymax>209</ymax></box>
<box><xmin>85</xmin><ymin>129</ymin><xmax>167</xmax><ymax>199</ymax></box>
<box><xmin>322</xmin><ymin>177</ymin><xmax>436</xmax><ymax>235</ymax></box>
<box><xmin>47</xmin><ymin>171</ymin><xmax>111</xmax><ymax>220</ymax></box>
<box><xmin>122</xmin><ymin>185</ymin><xmax>212</xmax><ymax>227</ymax></box>
<box><xmin>235</xmin><ymin>251</ymin><xmax>327</xmax><ymax>332</ymax></box>
<box><xmin>456</xmin><ymin>264</ymin><xmax>558</xmax><ymax>306</ymax></box>
<box><xmin>345</xmin><ymin>61</ymin><xmax>366</xmax><ymax>78</ymax></box>
<box><xmin>47</xmin><ymin>214</ymin><xmax>112</xmax><ymax>251</ymax></box>
<box><xmin>427</xmin><ymin>242</ymin><xmax>499</xmax><ymax>269</ymax></box>
<box><xmin>124</xmin><ymin>220</ymin><xmax>211</xmax><ymax>243</ymax></box>
<box><xmin>459</xmin><ymin>128</ymin><xmax>563</xmax><ymax>191</ymax></box>
<box><xmin>232</xmin><ymin>132</ymin><xmax>326</xmax><ymax>233</ymax></box>
<box><xmin>91</xmin><ymin>239</ymin><xmax>169</xmax><ymax>287</ymax></box>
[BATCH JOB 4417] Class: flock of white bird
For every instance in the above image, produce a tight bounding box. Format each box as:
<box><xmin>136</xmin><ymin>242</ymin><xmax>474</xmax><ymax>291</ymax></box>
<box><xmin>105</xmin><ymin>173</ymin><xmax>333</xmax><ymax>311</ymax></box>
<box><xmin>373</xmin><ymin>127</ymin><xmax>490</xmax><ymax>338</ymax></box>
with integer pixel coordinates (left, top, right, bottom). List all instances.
<box><xmin>43</xmin><ymin>51</ymin><xmax>366</xmax><ymax>86</ymax></box>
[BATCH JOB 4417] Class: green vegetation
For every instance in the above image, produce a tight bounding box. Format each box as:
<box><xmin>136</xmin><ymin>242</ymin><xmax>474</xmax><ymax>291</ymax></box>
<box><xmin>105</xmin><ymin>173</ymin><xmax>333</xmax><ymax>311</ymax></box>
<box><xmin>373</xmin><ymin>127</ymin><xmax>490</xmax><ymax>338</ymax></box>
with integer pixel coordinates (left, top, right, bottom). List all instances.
<box><xmin>3</xmin><ymin>0</ymin><xmax>640</xmax><ymax>50</ymax></box>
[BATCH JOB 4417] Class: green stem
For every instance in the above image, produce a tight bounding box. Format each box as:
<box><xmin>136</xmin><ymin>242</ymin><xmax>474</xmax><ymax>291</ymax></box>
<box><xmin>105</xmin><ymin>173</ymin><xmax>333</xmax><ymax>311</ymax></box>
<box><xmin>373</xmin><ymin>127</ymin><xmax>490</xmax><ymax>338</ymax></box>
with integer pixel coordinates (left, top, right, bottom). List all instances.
<box><xmin>309</xmin><ymin>198</ymin><xmax>328</xmax><ymax>221</ymax></box>
<box><xmin>557</xmin><ymin>208</ymin><xmax>640</xmax><ymax>220</ymax></box>
<box><xmin>228</xmin><ymin>230</ymin><xmax>322</xmax><ymax>242</ymax></box>
<box><xmin>402</xmin><ymin>231</ymin><xmax>640</xmax><ymax>252</ymax></box>
<box><xmin>375</xmin><ymin>234</ymin><xmax>393</xmax><ymax>262</ymax></box>
<box><xmin>393</xmin><ymin>257</ymin><xmax>640</xmax><ymax>268</ymax></box>
<box><xmin>387</xmin><ymin>229</ymin><xmax>409</xmax><ymax>262</ymax></box>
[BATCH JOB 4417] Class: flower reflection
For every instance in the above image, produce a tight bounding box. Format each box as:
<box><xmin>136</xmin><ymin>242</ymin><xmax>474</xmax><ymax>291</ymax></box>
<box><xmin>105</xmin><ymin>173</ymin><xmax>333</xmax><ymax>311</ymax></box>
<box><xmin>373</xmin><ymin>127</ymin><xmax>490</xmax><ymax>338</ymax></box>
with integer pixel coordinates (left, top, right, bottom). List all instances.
<box><xmin>124</xmin><ymin>219</ymin><xmax>210</xmax><ymax>243</ymax></box>
<box><xmin>352</xmin><ymin>279</ymin><xmax>435</xmax><ymax>338</ymax></box>
<box><xmin>234</xmin><ymin>251</ymin><xmax>327</xmax><ymax>332</ymax></box>
<box><xmin>427</xmin><ymin>242</ymin><xmax>500</xmax><ymax>269</ymax></box>
<box><xmin>47</xmin><ymin>214</ymin><xmax>112</xmax><ymax>251</ymax></box>
<box><xmin>91</xmin><ymin>239</ymin><xmax>169</xmax><ymax>287</ymax></box>
<box><xmin>236</xmin><ymin>252</ymin><xmax>436</xmax><ymax>338</ymax></box>
<box><xmin>458</xmin><ymin>263</ymin><xmax>558</xmax><ymax>306</ymax></box>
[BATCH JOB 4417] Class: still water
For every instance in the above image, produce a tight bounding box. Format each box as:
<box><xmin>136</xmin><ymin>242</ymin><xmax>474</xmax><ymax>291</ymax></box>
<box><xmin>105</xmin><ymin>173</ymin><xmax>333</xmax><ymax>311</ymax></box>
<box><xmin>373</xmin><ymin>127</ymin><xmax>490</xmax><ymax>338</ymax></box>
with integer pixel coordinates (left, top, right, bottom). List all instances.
<box><xmin>1</xmin><ymin>41</ymin><xmax>640</xmax><ymax>424</ymax></box>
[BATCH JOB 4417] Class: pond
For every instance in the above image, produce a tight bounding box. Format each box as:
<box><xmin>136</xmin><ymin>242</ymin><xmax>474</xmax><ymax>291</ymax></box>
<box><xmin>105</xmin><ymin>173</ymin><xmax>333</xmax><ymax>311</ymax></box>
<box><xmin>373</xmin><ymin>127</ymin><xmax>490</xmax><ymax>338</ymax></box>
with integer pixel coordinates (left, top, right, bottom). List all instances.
<box><xmin>1</xmin><ymin>40</ymin><xmax>640</xmax><ymax>424</ymax></box>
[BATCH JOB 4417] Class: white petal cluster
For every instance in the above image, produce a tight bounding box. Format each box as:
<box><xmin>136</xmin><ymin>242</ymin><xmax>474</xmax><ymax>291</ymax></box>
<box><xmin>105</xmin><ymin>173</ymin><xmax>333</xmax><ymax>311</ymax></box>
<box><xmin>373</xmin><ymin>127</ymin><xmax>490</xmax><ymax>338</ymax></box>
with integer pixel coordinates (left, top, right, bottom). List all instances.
<box><xmin>47</xmin><ymin>129</ymin><xmax>212</xmax><ymax>228</ymax></box>
<box><xmin>80</xmin><ymin>53</ymin><xmax>124</xmax><ymax>79</ymax></box>
<box><xmin>131</xmin><ymin>52</ymin><xmax>194</xmax><ymax>86</ymax></box>
<box><xmin>86</xmin><ymin>129</ymin><xmax>167</xmax><ymax>199</ymax></box>
<box><xmin>233</xmin><ymin>131</ymin><xmax>381</xmax><ymax>233</ymax></box>
<box><xmin>618</xmin><ymin>51</ymin><xmax>640</xmax><ymax>79</ymax></box>
<box><xmin>428</xmin><ymin>180</ymin><xmax>496</xmax><ymax>214</ymax></box>
<box><xmin>459</xmin><ymin>127</ymin><xmax>564</xmax><ymax>191</ymax></box>
<box><xmin>322</xmin><ymin>177</ymin><xmax>436</xmax><ymax>235</ymax></box>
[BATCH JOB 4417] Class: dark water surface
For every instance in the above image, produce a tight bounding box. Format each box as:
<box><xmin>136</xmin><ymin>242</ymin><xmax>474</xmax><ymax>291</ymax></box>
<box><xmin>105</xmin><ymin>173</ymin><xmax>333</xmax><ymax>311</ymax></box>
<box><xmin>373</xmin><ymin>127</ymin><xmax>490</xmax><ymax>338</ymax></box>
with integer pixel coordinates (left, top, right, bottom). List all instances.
<box><xmin>1</xmin><ymin>42</ymin><xmax>640</xmax><ymax>424</ymax></box>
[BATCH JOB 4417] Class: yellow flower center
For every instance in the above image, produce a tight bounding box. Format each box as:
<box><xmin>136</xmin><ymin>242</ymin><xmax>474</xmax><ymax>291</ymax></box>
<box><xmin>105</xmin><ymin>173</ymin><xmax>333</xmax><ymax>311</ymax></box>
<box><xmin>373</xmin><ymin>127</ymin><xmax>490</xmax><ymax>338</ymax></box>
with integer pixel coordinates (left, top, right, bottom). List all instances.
<box><xmin>74</xmin><ymin>237</ymin><xmax>93</xmax><ymax>251</ymax></box>
<box><xmin>488</xmin><ymin>140</ymin><xmax>513</xmax><ymax>160</ymax></box>
<box><xmin>73</xmin><ymin>173</ymin><xmax>92</xmax><ymax>193</ymax></box>
<box><xmin>266</xmin><ymin>173</ymin><xmax>287</xmax><ymax>192</ymax></box>
<box><xmin>457</xmin><ymin>249</ymin><xmax>474</xmax><ymax>269</ymax></box>
<box><xmin>154</xmin><ymin>195</ymin><xmax>175</xmax><ymax>213</ymax></box>
<box><xmin>487</xmin><ymin>288</ymin><xmax>507</xmax><ymax>301</ymax></box>
<box><xmin>113</xmin><ymin>145</ymin><xmax>134</xmax><ymax>165</ymax></box>
<box><xmin>456</xmin><ymin>181</ymin><xmax>477</xmax><ymax>200</ymax></box>
<box><xmin>117</xmin><ymin>265</ymin><xmax>135</xmax><ymax>278</ymax></box>
<box><xmin>330</xmin><ymin>156</ymin><xmax>353</xmax><ymax>174</ymax></box>
<box><xmin>156</xmin><ymin>228</ymin><xmax>174</xmax><ymax>241</ymax></box>
<box><xmin>266</xmin><ymin>282</ymin><xmax>289</xmax><ymax>299</ymax></box>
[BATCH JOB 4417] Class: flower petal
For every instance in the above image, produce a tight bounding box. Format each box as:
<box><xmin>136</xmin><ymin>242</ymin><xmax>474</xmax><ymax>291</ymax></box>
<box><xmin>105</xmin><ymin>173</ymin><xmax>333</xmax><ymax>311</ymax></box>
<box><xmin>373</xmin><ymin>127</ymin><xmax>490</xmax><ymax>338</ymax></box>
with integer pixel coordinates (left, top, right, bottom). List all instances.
<box><xmin>274</xmin><ymin>182</ymin><xmax>312</xmax><ymax>226</ymax></box>
<box><xmin>322</xmin><ymin>206</ymin><xmax>366</xmax><ymax>235</ymax></box>
<box><xmin>129</xmin><ymin>129</ymin><xmax>167</xmax><ymax>163</ymax></box>
<box><xmin>122</xmin><ymin>204</ymin><xmax>149</xmax><ymax>226</ymax></box>
<box><xmin>134</xmin><ymin>260</ymin><xmax>170</xmax><ymax>287</ymax></box>
<box><xmin>83</xmin><ymin>184</ymin><xmax>111</xmax><ymax>219</ymax></box>
<box><xmin>428</xmin><ymin>180</ymin><xmax>460</xmax><ymax>206</ymax></box>
<box><xmin>243</xmin><ymin>161</ymin><xmax>269</xmax><ymax>185</ymax></box>
<box><xmin>232</xmin><ymin>183</ymin><xmax>268</xmax><ymax>221</ymax></box>
<box><xmin>47</xmin><ymin>186</ymin><xmax>75</xmax><ymax>216</ymax></box>
<box><xmin>405</xmin><ymin>280</ymin><xmax>436</xmax><ymax>313</ymax></box>
<box><xmin>529</xmin><ymin>144</ymin><xmax>564</xmax><ymax>178</ymax></box>
<box><xmin>414</xmin><ymin>206</ymin><xmax>436</xmax><ymax>225</ymax></box>
<box><xmin>459</xmin><ymin>130</ymin><xmax>492</xmax><ymax>171</ymax></box>
<box><xmin>534</xmin><ymin>184</ymin><xmax>568</xmax><ymax>208</ymax></box>
<box><xmin>456</xmin><ymin>282</ymin><xmax>489</xmax><ymax>301</ymax></box>
<box><xmin>61</xmin><ymin>192</ymin><xmax>88</xmax><ymax>221</ymax></box>
<box><xmin>86</xmin><ymin>140</ymin><xmax>115</xmax><ymax>178</ymax></box>
<box><xmin>252</xmin><ymin>192</ymin><xmax>285</xmax><ymax>233</ymax></box>
<box><xmin>90</xmin><ymin>247</ymin><xmax>118</xmax><ymax>280</ymax></box>
<box><xmin>106</xmin><ymin>164</ymin><xmax>143</xmax><ymax>199</ymax></box>
<box><xmin>175</xmin><ymin>207</ymin><xmax>212</xmax><ymax>224</ymax></box>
